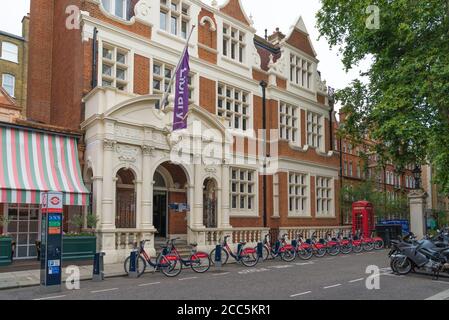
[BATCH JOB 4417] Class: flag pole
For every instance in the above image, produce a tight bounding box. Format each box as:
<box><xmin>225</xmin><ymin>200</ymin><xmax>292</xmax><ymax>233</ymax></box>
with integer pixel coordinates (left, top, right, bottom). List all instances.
<box><xmin>161</xmin><ymin>25</ymin><xmax>196</xmax><ymax>110</ymax></box>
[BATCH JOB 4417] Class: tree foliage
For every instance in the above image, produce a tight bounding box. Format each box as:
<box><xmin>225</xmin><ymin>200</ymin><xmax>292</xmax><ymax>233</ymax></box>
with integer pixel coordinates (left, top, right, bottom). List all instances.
<box><xmin>317</xmin><ymin>0</ymin><xmax>449</xmax><ymax>194</ymax></box>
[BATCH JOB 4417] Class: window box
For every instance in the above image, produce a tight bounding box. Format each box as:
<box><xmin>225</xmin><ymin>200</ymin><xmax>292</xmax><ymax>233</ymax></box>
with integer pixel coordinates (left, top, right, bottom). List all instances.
<box><xmin>0</xmin><ymin>237</ymin><xmax>12</xmax><ymax>266</ymax></box>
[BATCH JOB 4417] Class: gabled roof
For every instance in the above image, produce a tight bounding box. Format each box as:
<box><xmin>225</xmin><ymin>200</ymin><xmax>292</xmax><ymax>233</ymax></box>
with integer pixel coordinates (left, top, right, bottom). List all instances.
<box><xmin>219</xmin><ymin>0</ymin><xmax>252</xmax><ymax>27</ymax></box>
<box><xmin>0</xmin><ymin>87</ymin><xmax>18</xmax><ymax>109</ymax></box>
<box><xmin>284</xmin><ymin>16</ymin><xmax>317</xmax><ymax>58</ymax></box>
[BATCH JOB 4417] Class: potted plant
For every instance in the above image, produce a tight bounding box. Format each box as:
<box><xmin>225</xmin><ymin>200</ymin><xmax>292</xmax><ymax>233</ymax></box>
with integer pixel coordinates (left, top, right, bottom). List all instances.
<box><xmin>62</xmin><ymin>214</ymin><xmax>99</xmax><ymax>261</ymax></box>
<box><xmin>0</xmin><ymin>216</ymin><xmax>13</xmax><ymax>266</ymax></box>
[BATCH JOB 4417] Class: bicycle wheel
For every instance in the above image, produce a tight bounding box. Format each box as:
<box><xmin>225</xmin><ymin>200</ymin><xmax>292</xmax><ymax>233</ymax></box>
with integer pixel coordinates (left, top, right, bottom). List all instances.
<box><xmin>314</xmin><ymin>248</ymin><xmax>327</xmax><ymax>258</ymax></box>
<box><xmin>240</xmin><ymin>251</ymin><xmax>259</xmax><ymax>267</ymax></box>
<box><xmin>363</xmin><ymin>242</ymin><xmax>375</xmax><ymax>251</ymax></box>
<box><xmin>159</xmin><ymin>254</ymin><xmax>182</xmax><ymax>277</ymax></box>
<box><xmin>374</xmin><ymin>240</ymin><xmax>384</xmax><ymax>250</ymax></box>
<box><xmin>297</xmin><ymin>247</ymin><xmax>313</xmax><ymax>260</ymax></box>
<box><xmin>257</xmin><ymin>245</ymin><xmax>270</xmax><ymax>261</ymax></box>
<box><xmin>210</xmin><ymin>248</ymin><xmax>229</xmax><ymax>265</ymax></box>
<box><xmin>281</xmin><ymin>248</ymin><xmax>296</xmax><ymax>262</ymax></box>
<box><xmin>353</xmin><ymin>244</ymin><xmax>363</xmax><ymax>253</ymax></box>
<box><xmin>190</xmin><ymin>252</ymin><xmax>211</xmax><ymax>273</ymax></box>
<box><xmin>327</xmin><ymin>245</ymin><xmax>340</xmax><ymax>256</ymax></box>
<box><xmin>340</xmin><ymin>244</ymin><xmax>352</xmax><ymax>255</ymax></box>
<box><xmin>124</xmin><ymin>255</ymin><xmax>146</xmax><ymax>277</ymax></box>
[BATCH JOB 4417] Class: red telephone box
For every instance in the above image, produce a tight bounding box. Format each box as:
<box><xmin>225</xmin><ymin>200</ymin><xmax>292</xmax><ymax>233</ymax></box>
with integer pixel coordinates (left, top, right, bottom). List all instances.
<box><xmin>352</xmin><ymin>201</ymin><xmax>374</xmax><ymax>238</ymax></box>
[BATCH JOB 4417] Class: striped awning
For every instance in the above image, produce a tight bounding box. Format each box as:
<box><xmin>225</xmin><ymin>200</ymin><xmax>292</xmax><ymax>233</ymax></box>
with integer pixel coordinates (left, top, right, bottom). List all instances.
<box><xmin>0</xmin><ymin>125</ymin><xmax>89</xmax><ymax>206</ymax></box>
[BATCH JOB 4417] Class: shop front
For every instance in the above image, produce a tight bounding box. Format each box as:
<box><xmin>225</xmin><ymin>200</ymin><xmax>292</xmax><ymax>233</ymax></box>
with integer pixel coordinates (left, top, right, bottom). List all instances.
<box><xmin>0</xmin><ymin>122</ymin><xmax>89</xmax><ymax>261</ymax></box>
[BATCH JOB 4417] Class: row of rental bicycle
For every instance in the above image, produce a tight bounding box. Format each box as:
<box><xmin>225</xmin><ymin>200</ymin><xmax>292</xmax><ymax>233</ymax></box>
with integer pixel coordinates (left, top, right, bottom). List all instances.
<box><xmin>124</xmin><ymin>231</ymin><xmax>385</xmax><ymax>278</ymax></box>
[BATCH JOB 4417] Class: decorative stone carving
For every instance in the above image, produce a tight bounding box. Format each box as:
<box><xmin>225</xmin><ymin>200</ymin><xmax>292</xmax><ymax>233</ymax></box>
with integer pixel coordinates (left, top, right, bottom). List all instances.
<box><xmin>200</xmin><ymin>16</ymin><xmax>217</xmax><ymax>32</ymax></box>
<box><xmin>134</xmin><ymin>0</ymin><xmax>151</xmax><ymax>19</ymax></box>
<box><xmin>253</xmin><ymin>50</ymin><xmax>261</xmax><ymax>69</ymax></box>
<box><xmin>142</xmin><ymin>144</ymin><xmax>155</xmax><ymax>157</ymax></box>
<box><xmin>116</xmin><ymin>145</ymin><xmax>139</xmax><ymax>163</ymax></box>
<box><xmin>103</xmin><ymin>139</ymin><xmax>116</xmax><ymax>151</ymax></box>
<box><xmin>205</xmin><ymin>166</ymin><xmax>217</xmax><ymax>174</ymax></box>
<box><xmin>115</xmin><ymin>126</ymin><xmax>143</xmax><ymax>140</ymax></box>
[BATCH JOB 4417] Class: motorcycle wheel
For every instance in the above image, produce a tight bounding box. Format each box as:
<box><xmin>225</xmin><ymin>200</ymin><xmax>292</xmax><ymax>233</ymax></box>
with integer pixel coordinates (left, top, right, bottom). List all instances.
<box><xmin>390</xmin><ymin>258</ymin><xmax>398</xmax><ymax>273</ymax></box>
<box><xmin>393</xmin><ymin>258</ymin><xmax>412</xmax><ymax>275</ymax></box>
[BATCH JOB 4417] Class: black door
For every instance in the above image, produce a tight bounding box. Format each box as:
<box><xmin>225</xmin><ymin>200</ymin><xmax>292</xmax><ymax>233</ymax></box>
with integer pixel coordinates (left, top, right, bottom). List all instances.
<box><xmin>153</xmin><ymin>192</ymin><xmax>167</xmax><ymax>238</ymax></box>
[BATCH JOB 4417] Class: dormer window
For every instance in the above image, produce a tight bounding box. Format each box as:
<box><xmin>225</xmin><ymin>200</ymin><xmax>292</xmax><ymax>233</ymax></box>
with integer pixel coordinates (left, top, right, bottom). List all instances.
<box><xmin>160</xmin><ymin>0</ymin><xmax>191</xmax><ymax>39</ymax></box>
<box><xmin>222</xmin><ymin>24</ymin><xmax>246</xmax><ymax>63</ymax></box>
<box><xmin>101</xmin><ymin>0</ymin><xmax>131</xmax><ymax>20</ymax></box>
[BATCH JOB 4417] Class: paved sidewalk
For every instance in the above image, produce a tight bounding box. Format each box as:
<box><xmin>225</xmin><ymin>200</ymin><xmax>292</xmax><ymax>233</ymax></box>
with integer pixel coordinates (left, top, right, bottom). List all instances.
<box><xmin>0</xmin><ymin>263</ymin><xmax>126</xmax><ymax>290</ymax></box>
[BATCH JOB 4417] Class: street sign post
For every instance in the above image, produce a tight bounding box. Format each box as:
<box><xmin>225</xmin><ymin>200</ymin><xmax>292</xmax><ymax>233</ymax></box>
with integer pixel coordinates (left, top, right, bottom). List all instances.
<box><xmin>40</xmin><ymin>191</ymin><xmax>63</xmax><ymax>293</ymax></box>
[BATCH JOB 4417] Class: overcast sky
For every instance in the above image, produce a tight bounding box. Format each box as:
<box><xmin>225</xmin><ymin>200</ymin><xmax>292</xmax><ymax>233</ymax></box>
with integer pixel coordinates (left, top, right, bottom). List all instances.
<box><xmin>0</xmin><ymin>0</ymin><xmax>368</xmax><ymax>108</ymax></box>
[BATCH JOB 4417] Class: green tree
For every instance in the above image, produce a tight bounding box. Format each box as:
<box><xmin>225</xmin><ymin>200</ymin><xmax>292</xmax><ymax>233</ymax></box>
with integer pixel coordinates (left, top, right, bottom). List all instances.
<box><xmin>317</xmin><ymin>0</ymin><xmax>449</xmax><ymax>193</ymax></box>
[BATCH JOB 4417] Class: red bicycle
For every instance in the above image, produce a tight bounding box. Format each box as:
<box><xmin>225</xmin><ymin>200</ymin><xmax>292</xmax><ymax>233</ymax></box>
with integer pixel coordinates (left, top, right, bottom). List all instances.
<box><xmin>166</xmin><ymin>238</ymin><xmax>211</xmax><ymax>273</ymax></box>
<box><xmin>259</xmin><ymin>234</ymin><xmax>296</xmax><ymax>262</ymax></box>
<box><xmin>210</xmin><ymin>236</ymin><xmax>259</xmax><ymax>267</ymax></box>
<box><xmin>294</xmin><ymin>234</ymin><xmax>314</xmax><ymax>260</ymax></box>
<box><xmin>358</xmin><ymin>230</ymin><xmax>385</xmax><ymax>251</ymax></box>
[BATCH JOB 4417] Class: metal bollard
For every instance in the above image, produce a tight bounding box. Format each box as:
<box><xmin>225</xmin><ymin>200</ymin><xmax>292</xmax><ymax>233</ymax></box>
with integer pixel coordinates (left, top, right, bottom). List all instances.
<box><xmin>92</xmin><ymin>252</ymin><xmax>106</xmax><ymax>282</ymax></box>
<box><xmin>214</xmin><ymin>244</ymin><xmax>222</xmax><ymax>268</ymax></box>
<box><xmin>128</xmin><ymin>250</ymin><xmax>139</xmax><ymax>278</ymax></box>
<box><xmin>257</xmin><ymin>242</ymin><xmax>264</xmax><ymax>261</ymax></box>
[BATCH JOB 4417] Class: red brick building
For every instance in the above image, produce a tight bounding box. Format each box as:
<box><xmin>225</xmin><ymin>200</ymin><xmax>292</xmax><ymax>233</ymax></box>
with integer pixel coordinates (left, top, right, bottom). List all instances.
<box><xmin>25</xmin><ymin>0</ymin><xmax>347</xmax><ymax>262</ymax></box>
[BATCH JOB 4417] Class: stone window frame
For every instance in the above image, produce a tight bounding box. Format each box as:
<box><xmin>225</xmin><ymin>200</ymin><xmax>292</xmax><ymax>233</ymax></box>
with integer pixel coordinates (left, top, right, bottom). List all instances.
<box><xmin>316</xmin><ymin>176</ymin><xmax>334</xmax><ymax>217</ymax></box>
<box><xmin>279</xmin><ymin>101</ymin><xmax>299</xmax><ymax>145</ymax></box>
<box><xmin>288</xmin><ymin>172</ymin><xmax>310</xmax><ymax>217</ymax></box>
<box><xmin>151</xmin><ymin>59</ymin><xmax>195</xmax><ymax>109</ymax></box>
<box><xmin>160</xmin><ymin>0</ymin><xmax>191</xmax><ymax>40</ymax></box>
<box><xmin>100</xmin><ymin>42</ymin><xmax>130</xmax><ymax>92</ymax></box>
<box><xmin>230</xmin><ymin>167</ymin><xmax>257</xmax><ymax>216</ymax></box>
<box><xmin>222</xmin><ymin>23</ymin><xmax>246</xmax><ymax>64</ymax></box>
<box><xmin>306</xmin><ymin>111</ymin><xmax>323</xmax><ymax>150</ymax></box>
<box><xmin>217</xmin><ymin>82</ymin><xmax>251</xmax><ymax>131</ymax></box>
<box><xmin>289</xmin><ymin>53</ymin><xmax>313</xmax><ymax>90</ymax></box>
<box><xmin>101</xmin><ymin>0</ymin><xmax>130</xmax><ymax>21</ymax></box>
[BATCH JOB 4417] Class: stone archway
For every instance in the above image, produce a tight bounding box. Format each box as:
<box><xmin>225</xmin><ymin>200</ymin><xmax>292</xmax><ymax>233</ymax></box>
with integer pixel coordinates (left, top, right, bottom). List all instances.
<box><xmin>203</xmin><ymin>178</ymin><xmax>218</xmax><ymax>228</ymax></box>
<box><xmin>152</xmin><ymin>161</ymin><xmax>189</xmax><ymax>239</ymax></box>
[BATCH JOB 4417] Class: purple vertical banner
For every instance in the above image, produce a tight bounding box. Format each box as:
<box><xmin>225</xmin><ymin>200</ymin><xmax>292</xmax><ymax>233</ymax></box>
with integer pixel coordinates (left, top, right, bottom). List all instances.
<box><xmin>173</xmin><ymin>50</ymin><xmax>190</xmax><ymax>131</ymax></box>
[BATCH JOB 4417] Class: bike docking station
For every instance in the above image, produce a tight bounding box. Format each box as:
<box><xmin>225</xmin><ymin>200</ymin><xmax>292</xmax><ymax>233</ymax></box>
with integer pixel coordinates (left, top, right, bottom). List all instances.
<box><xmin>40</xmin><ymin>191</ymin><xmax>63</xmax><ymax>294</ymax></box>
<box><xmin>92</xmin><ymin>252</ymin><xmax>106</xmax><ymax>282</ymax></box>
<box><xmin>257</xmin><ymin>242</ymin><xmax>264</xmax><ymax>262</ymax></box>
<box><xmin>214</xmin><ymin>244</ymin><xmax>223</xmax><ymax>268</ymax></box>
<box><xmin>128</xmin><ymin>250</ymin><xmax>140</xmax><ymax>278</ymax></box>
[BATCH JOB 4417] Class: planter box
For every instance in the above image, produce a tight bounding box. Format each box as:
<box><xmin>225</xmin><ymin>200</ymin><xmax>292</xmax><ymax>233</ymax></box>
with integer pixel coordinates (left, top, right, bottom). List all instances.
<box><xmin>62</xmin><ymin>236</ymin><xmax>97</xmax><ymax>261</ymax></box>
<box><xmin>0</xmin><ymin>237</ymin><xmax>12</xmax><ymax>266</ymax></box>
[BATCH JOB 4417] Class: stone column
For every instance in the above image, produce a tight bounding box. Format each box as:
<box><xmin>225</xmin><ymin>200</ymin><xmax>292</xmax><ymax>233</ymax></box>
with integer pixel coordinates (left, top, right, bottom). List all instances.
<box><xmin>409</xmin><ymin>190</ymin><xmax>428</xmax><ymax>239</ymax></box>
<box><xmin>221</xmin><ymin>163</ymin><xmax>231</xmax><ymax>228</ymax></box>
<box><xmin>193</xmin><ymin>161</ymin><xmax>204</xmax><ymax>229</ymax></box>
<box><xmin>101</xmin><ymin>139</ymin><xmax>115</xmax><ymax>230</ymax></box>
<box><xmin>99</xmin><ymin>139</ymin><xmax>117</xmax><ymax>263</ymax></box>
<box><xmin>140</xmin><ymin>145</ymin><xmax>154</xmax><ymax>230</ymax></box>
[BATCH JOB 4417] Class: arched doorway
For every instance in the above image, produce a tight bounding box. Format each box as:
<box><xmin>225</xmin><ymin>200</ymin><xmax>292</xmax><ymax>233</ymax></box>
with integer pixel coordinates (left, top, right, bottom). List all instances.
<box><xmin>116</xmin><ymin>168</ymin><xmax>136</xmax><ymax>228</ymax></box>
<box><xmin>152</xmin><ymin>162</ymin><xmax>189</xmax><ymax>239</ymax></box>
<box><xmin>203</xmin><ymin>178</ymin><xmax>217</xmax><ymax>228</ymax></box>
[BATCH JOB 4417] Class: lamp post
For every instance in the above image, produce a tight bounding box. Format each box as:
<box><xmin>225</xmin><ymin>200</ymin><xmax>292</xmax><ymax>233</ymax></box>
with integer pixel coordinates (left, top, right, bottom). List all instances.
<box><xmin>413</xmin><ymin>165</ymin><xmax>422</xmax><ymax>190</ymax></box>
